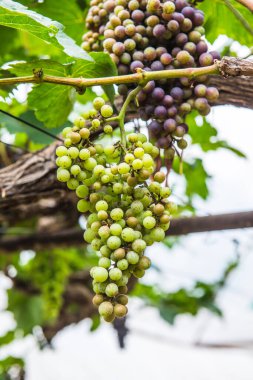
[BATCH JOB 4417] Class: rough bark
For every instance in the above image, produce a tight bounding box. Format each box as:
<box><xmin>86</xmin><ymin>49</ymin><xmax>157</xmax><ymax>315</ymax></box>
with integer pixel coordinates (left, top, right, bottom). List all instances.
<box><xmin>1</xmin><ymin>211</ymin><xmax>253</xmax><ymax>252</ymax></box>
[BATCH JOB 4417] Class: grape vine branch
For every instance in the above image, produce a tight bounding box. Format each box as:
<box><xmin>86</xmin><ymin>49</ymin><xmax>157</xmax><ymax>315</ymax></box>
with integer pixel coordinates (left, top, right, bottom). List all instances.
<box><xmin>0</xmin><ymin>58</ymin><xmax>253</xmax><ymax>91</ymax></box>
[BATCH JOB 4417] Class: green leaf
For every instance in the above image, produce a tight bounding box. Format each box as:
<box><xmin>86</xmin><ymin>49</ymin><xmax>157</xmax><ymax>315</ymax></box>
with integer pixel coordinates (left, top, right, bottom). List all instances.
<box><xmin>198</xmin><ymin>0</ymin><xmax>253</xmax><ymax>46</ymax></box>
<box><xmin>18</xmin><ymin>0</ymin><xmax>85</xmax><ymax>43</ymax></box>
<box><xmin>75</xmin><ymin>52</ymin><xmax>118</xmax><ymax>103</ymax></box>
<box><xmin>0</xmin><ymin>331</ymin><xmax>15</xmax><ymax>347</ymax></box>
<box><xmin>187</xmin><ymin>113</ymin><xmax>246</xmax><ymax>157</ymax></box>
<box><xmin>0</xmin><ymin>356</ymin><xmax>24</xmax><ymax>375</ymax></box>
<box><xmin>0</xmin><ymin>0</ymin><xmax>92</xmax><ymax>61</ymax></box>
<box><xmin>90</xmin><ymin>314</ymin><xmax>101</xmax><ymax>332</ymax></box>
<box><xmin>7</xmin><ymin>289</ymin><xmax>44</xmax><ymax>335</ymax></box>
<box><xmin>174</xmin><ymin>158</ymin><xmax>210</xmax><ymax>200</ymax></box>
<box><xmin>8</xmin><ymin>54</ymin><xmax>117</xmax><ymax>127</ymax></box>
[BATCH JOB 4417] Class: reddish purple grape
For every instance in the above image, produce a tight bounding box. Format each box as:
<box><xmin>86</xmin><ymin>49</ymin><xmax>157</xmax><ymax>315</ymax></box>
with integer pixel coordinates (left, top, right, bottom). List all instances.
<box><xmin>163</xmin><ymin>118</ymin><xmax>177</xmax><ymax>133</ymax></box>
<box><xmin>154</xmin><ymin>105</ymin><xmax>168</xmax><ymax>119</ymax></box>
<box><xmin>152</xmin><ymin>87</ymin><xmax>165</xmax><ymax>101</ymax></box>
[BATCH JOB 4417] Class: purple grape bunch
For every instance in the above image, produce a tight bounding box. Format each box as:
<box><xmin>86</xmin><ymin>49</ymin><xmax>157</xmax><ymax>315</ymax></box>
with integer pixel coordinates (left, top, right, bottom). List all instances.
<box><xmin>82</xmin><ymin>0</ymin><xmax>219</xmax><ymax>157</ymax></box>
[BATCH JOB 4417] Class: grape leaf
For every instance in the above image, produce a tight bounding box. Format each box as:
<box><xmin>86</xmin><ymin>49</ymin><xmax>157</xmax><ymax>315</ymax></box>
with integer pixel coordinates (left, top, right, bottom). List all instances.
<box><xmin>0</xmin><ymin>0</ymin><xmax>92</xmax><ymax>61</ymax></box>
<box><xmin>0</xmin><ymin>331</ymin><xmax>15</xmax><ymax>347</ymax></box>
<box><xmin>7</xmin><ymin>289</ymin><xmax>44</xmax><ymax>335</ymax></box>
<box><xmin>18</xmin><ymin>0</ymin><xmax>85</xmax><ymax>43</ymax></box>
<box><xmin>198</xmin><ymin>0</ymin><xmax>253</xmax><ymax>46</ymax></box>
<box><xmin>173</xmin><ymin>158</ymin><xmax>210</xmax><ymax>200</ymax></box>
<box><xmin>8</xmin><ymin>54</ymin><xmax>117</xmax><ymax>127</ymax></box>
<box><xmin>187</xmin><ymin>113</ymin><xmax>246</xmax><ymax>157</ymax></box>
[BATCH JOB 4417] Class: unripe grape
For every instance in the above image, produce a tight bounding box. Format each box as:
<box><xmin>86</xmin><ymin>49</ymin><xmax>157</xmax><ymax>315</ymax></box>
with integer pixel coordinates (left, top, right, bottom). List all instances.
<box><xmin>110</xmin><ymin>208</ymin><xmax>124</xmax><ymax>221</ymax></box>
<box><xmin>93</xmin><ymin>294</ymin><xmax>104</xmax><ymax>306</ymax></box>
<box><xmin>93</xmin><ymin>96</ymin><xmax>105</xmax><ymax>110</ymax></box>
<box><xmin>143</xmin><ymin>216</ymin><xmax>156</xmax><ymax>229</ymax></box>
<box><xmin>58</xmin><ymin>155</ymin><xmax>72</xmax><ymax>169</ymax></box>
<box><xmin>98</xmin><ymin>225</ymin><xmax>110</xmax><ymax>239</ymax></box>
<box><xmin>96</xmin><ymin>200</ymin><xmax>108</xmax><ymax>211</ymax></box>
<box><xmin>117</xmin><ymin>295</ymin><xmax>128</xmax><ymax>307</ymax></box>
<box><xmin>117</xmin><ymin>259</ymin><xmax>129</xmax><ymax>270</ymax></box>
<box><xmin>132</xmin><ymin>239</ymin><xmax>146</xmax><ymax>253</ymax></box>
<box><xmin>105</xmin><ymin>283</ymin><xmax>119</xmax><ymax>297</ymax></box>
<box><xmin>110</xmin><ymin>223</ymin><xmax>122</xmax><ymax>236</ymax></box>
<box><xmin>113</xmin><ymin>248</ymin><xmax>126</xmax><ymax>260</ymax></box>
<box><xmin>92</xmin><ymin>267</ymin><xmax>109</xmax><ymax>282</ymax></box>
<box><xmin>126</xmin><ymin>251</ymin><xmax>139</xmax><ymax>265</ymax></box>
<box><xmin>103</xmin><ymin>313</ymin><xmax>115</xmax><ymax>322</ymax></box>
<box><xmin>100</xmin><ymin>245</ymin><xmax>112</xmax><ymax>258</ymax></box>
<box><xmin>133</xmin><ymin>268</ymin><xmax>145</xmax><ymax>278</ymax></box>
<box><xmin>101</xmin><ymin>105</ymin><xmax>113</xmax><ymax>118</ymax></box>
<box><xmin>99</xmin><ymin>301</ymin><xmax>114</xmax><ymax>317</ymax></box>
<box><xmin>114</xmin><ymin>304</ymin><xmax>128</xmax><ymax>318</ymax></box>
<box><xmin>154</xmin><ymin>171</ymin><xmax>166</xmax><ymax>183</ymax></box>
<box><xmin>56</xmin><ymin>146</ymin><xmax>68</xmax><ymax>157</ymax></box>
<box><xmin>137</xmin><ymin>256</ymin><xmax>151</xmax><ymax>270</ymax></box>
<box><xmin>79</xmin><ymin>148</ymin><xmax>90</xmax><ymax>160</ymax></box>
<box><xmin>163</xmin><ymin>1</ymin><xmax>175</xmax><ymax>14</ymax></box>
<box><xmin>97</xmin><ymin>210</ymin><xmax>108</xmax><ymax>220</ymax></box>
<box><xmin>160</xmin><ymin>186</ymin><xmax>171</xmax><ymax>198</ymax></box>
<box><xmin>67</xmin><ymin>178</ymin><xmax>79</xmax><ymax>190</ymax></box>
<box><xmin>118</xmin><ymin>162</ymin><xmax>130</xmax><ymax>174</ymax></box>
<box><xmin>150</xmin><ymin>227</ymin><xmax>165</xmax><ymax>242</ymax></box>
<box><xmin>121</xmin><ymin>227</ymin><xmax>136</xmax><ymax>242</ymax></box>
<box><xmin>107</xmin><ymin>236</ymin><xmax>121</xmax><ymax>250</ymax></box>
<box><xmin>57</xmin><ymin>168</ymin><xmax>70</xmax><ymax>182</ymax></box>
<box><xmin>109</xmin><ymin>268</ymin><xmax>122</xmax><ymax>281</ymax></box>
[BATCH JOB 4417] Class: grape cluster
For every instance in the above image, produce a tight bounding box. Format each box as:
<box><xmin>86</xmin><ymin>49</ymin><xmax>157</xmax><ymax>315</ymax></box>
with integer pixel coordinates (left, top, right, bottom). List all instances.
<box><xmin>82</xmin><ymin>0</ymin><xmax>219</xmax><ymax>157</ymax></box>
<box><xmin>56</xmin><ymin>97</ymin><xmax>174</xmax><ymax>322</ymax></box>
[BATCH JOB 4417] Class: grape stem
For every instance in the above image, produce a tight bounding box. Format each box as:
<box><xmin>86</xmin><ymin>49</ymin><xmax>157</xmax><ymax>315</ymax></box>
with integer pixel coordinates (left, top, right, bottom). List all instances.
<box><xmin>1</xmin><ymin>57</ymin><xmax>253</xmax><ymax>90</ymax></box>
<box><xmin>117</xmin><ymin>85</ymin><xmax>145</xmax><ymax>147</ymax></box>
<box><xmin>0</xmin><ymin>58</ymin><xmax>239</xmax><ymax>91</ymax></box>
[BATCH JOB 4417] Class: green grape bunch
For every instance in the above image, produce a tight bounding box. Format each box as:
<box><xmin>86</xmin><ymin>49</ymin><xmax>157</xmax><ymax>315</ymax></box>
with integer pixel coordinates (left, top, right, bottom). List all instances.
<box><xmin>56</xmin><ymin>97</ymin><xmax>176</xmax><ymax>322</ymax></box>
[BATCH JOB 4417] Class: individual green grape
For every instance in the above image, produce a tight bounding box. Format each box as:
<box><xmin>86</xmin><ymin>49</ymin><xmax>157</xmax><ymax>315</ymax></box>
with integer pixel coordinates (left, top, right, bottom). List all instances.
<box><xmin>109</xmin><ymin>268</ymin><xmax>122</xmax><ymax>281</ymax></box>
<box><xmin>137</xmin><ymin>256</ymin><xmax>151</xmax><ymax>270</ymax></box>
<box><xmin>68</xmin><ymin>147</ymin><xmax>79</xmax><ymax>159</ymax></box>
<box><xmin>76</xmin><ymin>184</ymin><xmax>89</xmax><ymax>198</ymax></box>
<box><xmin>110</xmin><ymin>223</ymin><xmax>123</xmax><ymax>236</ymax></box>
<box><xmin>92</xmin><ymin>267</ymin><xmax>109</xmax><ymax>282</ymax></box>
<box><xmin>132</xmin><ymin>239</ymin><xmax>146</xmax><ymax>253</ymax></box>
<box><xmin>114</xmin><ymin>304</ymin><xmax>128</xmax><ymax>318</ymax></box>
<box><xmin>93</xmin><ymin>97</ymin><xmax>105</xmax><ymax>110</ymax></box>
<box><xmin>98</xmin><ymin>225</ymin><xmax>111</xmax><ymax>239</ymax></box>
<box><xmin>121</xmin><ymin>227</ymin><xmax>136</xmax><ymax>242</ymax></box>
<box><xmin>126</xmin><ymin>251</ymin><xmax>139</xmax><ymax>265</ymax></box>
<box><xmin>110</xmin><ymin>208</ymin><xmax>124</xmax><ymax>221</ymax></box>
<box><xmin>70</xmin><ymin>164</ymin><xmax>81</xmax><ymax>176</ymax></box>
<box><xmin>58</xmin><ymin>155</ymin><xmax>72</xmax><ymax>169</ymax></box>
<box><xmin>105</xmin><ymin>283</ymin><xmax>119</xmax><ymax>297</ymax></box>
<box><xmin>98</xmin><ymin>257</ymin><xmax>111</xmax><ymax>269</ymax></box>
<box><xmin>83</xmin><ymin>229</ymin><xmax>96</xmax><ymax>243</ymax></box>
<box><xmin>101</xmin><ymin>105</ymin><xmax>113</xmax><ymax>118</ymax></box>
<box><xmin>77</xmin><ymin>199</ymin><xmax>90</xmax><ymax>213</ymax></box>
<box><xmin>143</xmin><ymin>216</ymin><xmax>156</xmax><ymax>229</ymax></box>
<box><xmin>117</xmin><ymin>259</ymin><xmax>129</xmax><ymax>271</ymax></box>
<box><xmin>57</xmin><ymin>168</ymin><xmax>70</xmax><ymax>182</ymax></box>
<box><xmin>96</xmin><ymin>200</ymin><xmax>109</xmax><ymax>211</ymax></box>
<box><xmin>79</xmin><ymin>148</ymin><xmax>91</xmax><ymax>160</ymax></box>
<box><xmin>107</xmin><ymin>236</ymin><xmax>122</xmax><ymax>250</ymax></box>
<box><xmin>92</xmin><ymin>294</ymin><xmax>104</xmax><ymax>306</ymax></box>
<box><xmin>98</xmin><ymin>301</ymin><xmax>114</xmax><ymax>317</ymax></box>
<box><xmin>67</xmin><ymin>178</ymin><xmax>79</xmax><ymax>190</ymax></box>
<box><xmin>56</xmin><ymin>145</ymin><xmax>68</xmax><ymax>157</ymax></box>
